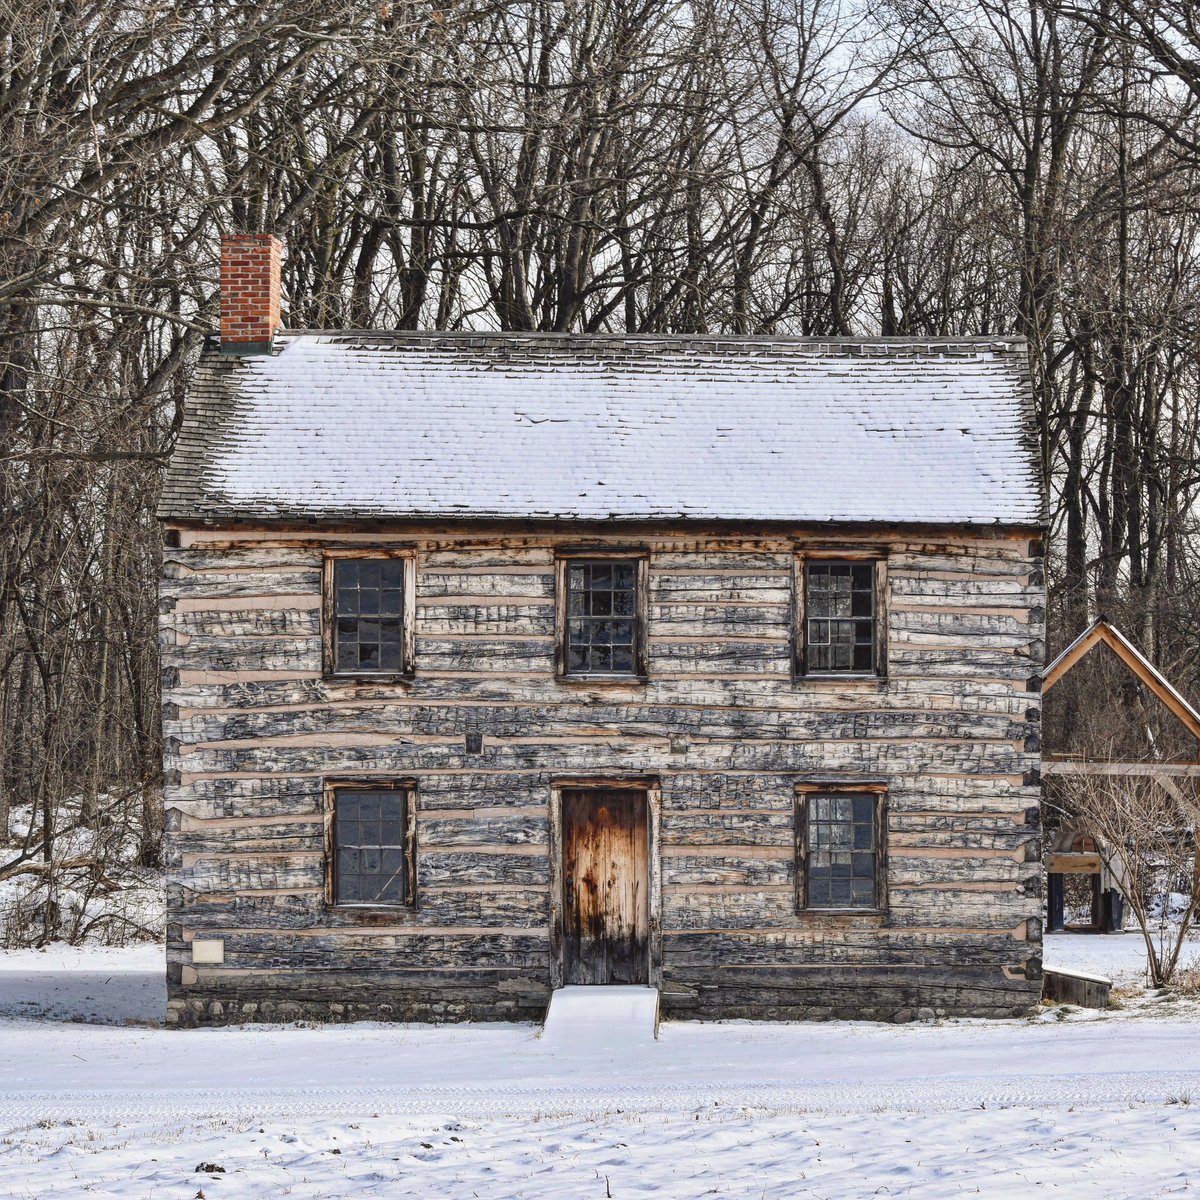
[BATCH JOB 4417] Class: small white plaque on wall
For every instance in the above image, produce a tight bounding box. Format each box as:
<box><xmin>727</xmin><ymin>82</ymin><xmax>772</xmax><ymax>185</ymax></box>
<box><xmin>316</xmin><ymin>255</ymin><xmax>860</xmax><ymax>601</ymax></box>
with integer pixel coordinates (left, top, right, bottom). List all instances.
<box><xmin>191</xmin><ymin>939</ymin><xmax>225</xmax><ymax>965</ymax></box>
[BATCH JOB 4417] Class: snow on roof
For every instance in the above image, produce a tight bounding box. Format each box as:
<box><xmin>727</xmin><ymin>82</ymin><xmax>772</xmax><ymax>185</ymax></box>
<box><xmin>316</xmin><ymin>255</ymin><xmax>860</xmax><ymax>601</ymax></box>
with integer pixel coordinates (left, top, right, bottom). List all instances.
<box><xmin>159</xmin><ymin>332</ymin><xmax>1043</xmax><ymax>525</ymax></box>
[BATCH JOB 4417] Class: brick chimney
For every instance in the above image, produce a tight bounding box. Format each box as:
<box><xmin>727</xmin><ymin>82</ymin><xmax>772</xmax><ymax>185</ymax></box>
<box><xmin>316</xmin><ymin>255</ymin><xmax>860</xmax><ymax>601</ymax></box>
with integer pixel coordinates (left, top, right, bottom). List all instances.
<box><xmin>219</xmin><ymin>233</ymin><xmax>282</xmax><ymax>355</ymax></box>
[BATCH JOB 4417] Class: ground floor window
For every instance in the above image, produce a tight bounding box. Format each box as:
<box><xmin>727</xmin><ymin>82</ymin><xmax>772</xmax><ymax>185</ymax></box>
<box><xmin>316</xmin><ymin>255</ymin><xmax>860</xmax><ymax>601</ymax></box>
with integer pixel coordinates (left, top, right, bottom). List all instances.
<box><xmin>795</xmin><ymin>784</ymin><xmax>886</xmax><ymax>911</ymax></box>
<box><xmin>325</xmin><ymin>781</ymin><xmax>416</xmax><ymax>907</ymax></box>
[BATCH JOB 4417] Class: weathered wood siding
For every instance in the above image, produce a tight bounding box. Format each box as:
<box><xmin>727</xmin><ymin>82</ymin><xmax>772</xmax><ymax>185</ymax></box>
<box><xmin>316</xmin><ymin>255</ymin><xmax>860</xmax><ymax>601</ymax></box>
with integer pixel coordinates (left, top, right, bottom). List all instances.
<box><xmin>161</xmin><ymin>525</ymin><xmax>1043</xmax><ymax>1025</ymax></box>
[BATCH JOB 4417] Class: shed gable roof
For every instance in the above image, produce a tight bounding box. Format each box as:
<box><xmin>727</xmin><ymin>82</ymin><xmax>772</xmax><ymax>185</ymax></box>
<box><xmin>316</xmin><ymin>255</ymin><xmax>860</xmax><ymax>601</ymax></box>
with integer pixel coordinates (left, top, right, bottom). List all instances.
<box><xmin>160</xmin><ymin>333</ymin><xmax>1042</xmax><ymax>526</ymax></box>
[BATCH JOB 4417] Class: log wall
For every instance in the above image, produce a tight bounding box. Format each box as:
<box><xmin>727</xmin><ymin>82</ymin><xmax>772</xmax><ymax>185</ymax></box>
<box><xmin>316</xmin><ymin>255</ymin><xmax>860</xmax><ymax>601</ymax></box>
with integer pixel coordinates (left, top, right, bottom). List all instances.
<box><xmin>160</xmin><ymin>524</ymin><xmax>1044</xmax><ymax>1025</ymax></box>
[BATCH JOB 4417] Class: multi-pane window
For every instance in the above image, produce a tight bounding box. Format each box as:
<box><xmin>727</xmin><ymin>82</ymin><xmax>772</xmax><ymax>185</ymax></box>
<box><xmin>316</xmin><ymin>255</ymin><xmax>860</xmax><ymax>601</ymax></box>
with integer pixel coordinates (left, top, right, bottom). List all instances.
<box><xmin>327</xmin><ymin>555</ymin><xmax>409</xmax><ymax>675</ymax></box>
<box><xmin>799</xmin><ymin>791</ymin><xmax>881</xmax><ymax>910</ymax></box>
<box><xmin>806</xmin><ymin>561</ymin><xmax>876</xmax><ymax>673</ymax></box>
<box><xmin>330</xmin><ymin>786</ymin><xmax>413</xmax><ymax>906</ymax></box>
<box><xmin>563</xmin><ymin>558</ymin><xmax>641</xmax><ymax>675</ymax></box>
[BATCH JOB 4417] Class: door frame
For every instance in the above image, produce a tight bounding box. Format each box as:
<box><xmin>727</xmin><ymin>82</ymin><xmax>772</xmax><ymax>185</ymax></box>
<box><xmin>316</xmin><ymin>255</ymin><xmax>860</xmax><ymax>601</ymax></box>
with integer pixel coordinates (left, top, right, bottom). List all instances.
<box><xmin>548</xmin><ymin>776</ymin><xmax>662</xmax><ymax>990</ymax></box>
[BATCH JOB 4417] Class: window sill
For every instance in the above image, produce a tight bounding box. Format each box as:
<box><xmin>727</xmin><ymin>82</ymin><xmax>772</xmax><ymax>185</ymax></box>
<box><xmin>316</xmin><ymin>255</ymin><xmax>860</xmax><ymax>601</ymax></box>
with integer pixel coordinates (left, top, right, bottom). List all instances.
<box><xmin>794</xmin><ymin>908</ymin><xmax>888</xmax><ymax>926</ymax></box>
<box><xmin>796</xmin><ymin>674</ymin><xmax>886</xmax><ymax>688</ymax></box>
<box><xmin>557</xmin><ymin>673</ymin><xmax>648</xmax><ymax>686</ymax></box>
<box><xmin>324</xmin><ymin>671</ymin><xmax>415</xmax><ymax>685</ymax></box>
<box><xmin>327</xmin><ymin>903</ymin><xmax>417</xmax><ymax>922</ymax></box>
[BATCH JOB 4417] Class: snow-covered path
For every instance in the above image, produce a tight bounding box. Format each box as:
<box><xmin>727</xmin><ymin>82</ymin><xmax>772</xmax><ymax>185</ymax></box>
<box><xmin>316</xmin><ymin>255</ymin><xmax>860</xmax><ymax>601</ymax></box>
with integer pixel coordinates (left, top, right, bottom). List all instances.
<box><xmin>5</xmin><ymin>1016</ymin><xmax>1200</xmax><ymax>1124</ymax></box>
<box><xmin>3</xmin><ymin>937</ymin><xmax>1200</xmax><ymax>1198</ymax></box>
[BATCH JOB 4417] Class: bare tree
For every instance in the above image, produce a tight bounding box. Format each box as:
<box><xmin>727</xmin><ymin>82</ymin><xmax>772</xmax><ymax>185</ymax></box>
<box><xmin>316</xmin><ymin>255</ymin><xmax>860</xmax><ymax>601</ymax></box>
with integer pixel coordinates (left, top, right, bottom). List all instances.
<box><xmin>1051</xmin><ymin>769</ymin><xmax>1199</xmax><ymax>987</ymax></box>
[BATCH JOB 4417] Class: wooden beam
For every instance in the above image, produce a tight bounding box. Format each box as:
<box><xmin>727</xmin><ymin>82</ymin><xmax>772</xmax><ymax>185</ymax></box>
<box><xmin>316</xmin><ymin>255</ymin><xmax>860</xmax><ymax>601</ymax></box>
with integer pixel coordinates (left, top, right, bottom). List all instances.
<box><xmin>1043</xmin><ymin>759</ymin><xmax>1200</xmax><ymax>777</ymax></box>
<box><xmin>1042</xmin><ymin>619</ymin><xmax>1200</xmax><ymax>742</ymax></box>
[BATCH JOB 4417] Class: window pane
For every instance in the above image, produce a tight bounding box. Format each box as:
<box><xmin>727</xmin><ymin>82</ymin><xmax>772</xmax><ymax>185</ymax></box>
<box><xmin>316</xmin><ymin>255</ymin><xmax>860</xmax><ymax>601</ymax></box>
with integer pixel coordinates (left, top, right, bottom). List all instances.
<box><xmin>807</xmin><ymin>561</ymin><xmax>875</xmax><ymax>674</ymax></box>
<box><xmin>331</xmin><ymin>558</ymin><xmax>406</xmax><ymax>674</ymax></box>
<box><xmin>563</xmin><ymin>559</ymin><xmax>640</xmax><ymax>675</ymax></box>
<box><xmin>805</xmin><ymin>793</ymin><xmax>878</xmax><ymax>909</ymax></box>
<box><xmin>851</xmin><ymin>878</ymin><xmax>875</xmax><ymax>905</ymax></box>
<box><xmin>334</xmin><ymin>788</ymin><xmax>409</xmax><ymax>905</ymax></box>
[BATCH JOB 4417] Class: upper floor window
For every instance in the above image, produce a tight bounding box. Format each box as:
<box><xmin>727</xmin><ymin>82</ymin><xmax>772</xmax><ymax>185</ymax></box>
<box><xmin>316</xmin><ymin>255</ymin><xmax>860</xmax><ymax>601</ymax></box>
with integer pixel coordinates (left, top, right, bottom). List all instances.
<box><xmin>556</xmin><ymin>554</ymin><xmax>646</xmax><ymax>677</ymax></box>
<box><xmin>799</xmin><ymin>558</ymin><xmax>884</xmax><ymax>676</ymax></box>
<box><xmin>795</xmin><ymin>786</ymin><xmax>886</xmax><ymax>912</ymax></box>
<box><xmin>322</xmin><ymin>551</ymin><xmax>415</xmax><ymax>678</ymax></box>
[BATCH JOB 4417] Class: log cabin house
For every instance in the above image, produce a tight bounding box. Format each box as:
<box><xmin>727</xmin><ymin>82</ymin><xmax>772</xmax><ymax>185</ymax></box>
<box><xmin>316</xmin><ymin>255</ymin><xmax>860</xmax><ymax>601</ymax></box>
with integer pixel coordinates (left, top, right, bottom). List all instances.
<box><xmin>159</xmin><ymin>234</ymin><xmax>1046</xmax><ymax>1026</ymax></box>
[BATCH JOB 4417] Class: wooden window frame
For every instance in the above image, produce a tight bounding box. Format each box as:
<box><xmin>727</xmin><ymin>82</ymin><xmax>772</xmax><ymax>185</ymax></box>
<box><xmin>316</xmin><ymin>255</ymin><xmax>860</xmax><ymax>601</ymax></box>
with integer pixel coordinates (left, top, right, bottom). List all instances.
<box><xmin>323</xmin><ymin>778</ymin><xmax>418</xmax><ymax>910</ymax></box>
<box><xmin>554</xmin><ymin>549</ymin><xmax>649</xmax><ymax>681</ymax></box>
<box><xmin>794</xmin><ymin>782</ymin><xmax>888</xmax><ymax>915</ymax></box>
<box><xmin>322</xmin><ymin>548</ymin><xmax>417</xmax><ymax>681</ymax></box>
<box><xmin>793</xmin><ymin>548</ymin><xmax>888</xmax><ymax>681</ymax></box>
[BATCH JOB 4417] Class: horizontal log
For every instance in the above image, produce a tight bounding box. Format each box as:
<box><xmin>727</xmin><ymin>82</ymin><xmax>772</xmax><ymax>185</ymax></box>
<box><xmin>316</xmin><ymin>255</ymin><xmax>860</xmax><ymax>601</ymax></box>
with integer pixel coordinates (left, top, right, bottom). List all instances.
<box><xmin>164</xmin><ymin>547</ymin><xmax>321</xmax><ymax>571</ymax></box>
<box><xmin>649</xmin><ymin>576</ymin><xmax>791</xmax><ymax>604</ymax></box>
<box><xmin>166</xmin><ymin>672</ymin><xmax>1032</xmax><ymax>715</ymax></box>
<box><xmin>888</xmin><ymin>552</ymin><xmax>1032</xmax><ymax>574</ymax></box>
<box><xmin>887</xmin><ymin>648</ymin><xmax>1041</xmax><ymax>676</ymax></box>
<box><xmin>171</xmin><ymin>969</ymin><xmax>554</xmax><ymax>1009</ymax></box>
<box><xmin>889</xmin><ymin>577</ymin><xmax>1039</xmax><ymax>601</ymax></box>
<box><xmin>172</xmin><ymin>608</ymin><xmax>321</xmax><ymax>638</ymax></box>
<box><xmin>661</xmin><ymin>853</ymin><xmax>792</xmax><ymax>887</ymax></box>
<box><xmin>888</xmin><ymin>854</ymin><xmax>1030</xmax><ymax>886</ymax></box>
<box><xmin>178</xmin><ymin>738</ymin><xmax>1033</xmax><ymax>777</ymax></box>
<box><xmin>163</xmin><ymin>636</ymin><xmax>322</xmax><ymax>672</ymax></box>
<box><xmin>161</xmin><ymin>570</ymin><xmax>322</xmax><ymax>598</ymax></box>
<box><xmin>891</xmin><ymin>630</ymin><xmax>1040</xmax><ymax>655</ymax></box>
<box><xmin>165</xmin><ymin>699</ymin><xmax>1032</xmax><ymax>748</ymax></box>
<box><xmin>662</xmin><ymin>930</ymin><xmax>1029</xmax><ymax>967</ymax></box>
<box><xmin>207</xmin><ymin>931</ymin><xmax>551</xmax><ymax>971</ymax></box>
<box><xmin>415</xmin><ymin>639</ymin><xmax>555</xmax><ymax>672</ymax></box>
<box><xmin>650</xmin><ymin>552</ymin><xmax>792</xmax><ymax>571</ymax></box>
<box><xmin>416</xmin><ymin>604</ymin><xmax>554</xmax><ymax>637</ymax></box>
<box><xmin>646</xmin><ymin>642</ymin><xmax>791</xmax><ymax>673</ymax></box>
<box><xmin>178</xmin><ymin>887</ymin><xmax>549</xmax><ymax>929</ymax></box>
<box><xmin>176</xmin><ymin>854</ymin><xmax>324</xmax><ymax>893</ymax></box>
<box><xmin>419</xmin><ymin>850</ymin><xmax>549</xmax><ymax>887</ymax></box>
<box><xmin>419</xmin><ymin>571</ymin><xmax>555</xmax><ymax>599</ymax></box>
<box><xmin>646</xmin><ymin>604</ymin><xmax>790</xmax><ymax>636</ymax></box>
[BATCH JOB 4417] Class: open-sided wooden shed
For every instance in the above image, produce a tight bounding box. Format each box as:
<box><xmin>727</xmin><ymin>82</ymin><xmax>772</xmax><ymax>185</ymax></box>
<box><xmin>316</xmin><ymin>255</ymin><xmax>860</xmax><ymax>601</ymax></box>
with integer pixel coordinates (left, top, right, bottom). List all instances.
<box><xmin>1041</xmin><ymin>620</ymin><xmax>1200</xmax><ymax>933</ymax></box>
<box><xmin>158</xmin><ymin>235</ymin><xmax>1046</xmax><ymax>1026</ymax></box>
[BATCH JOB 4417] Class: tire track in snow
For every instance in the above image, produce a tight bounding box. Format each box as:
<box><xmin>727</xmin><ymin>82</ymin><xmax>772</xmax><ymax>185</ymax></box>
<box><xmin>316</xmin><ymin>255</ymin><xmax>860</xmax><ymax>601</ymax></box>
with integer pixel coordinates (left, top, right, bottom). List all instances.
<box><xmin>3</xmin><ymin>1068</ymin><xmax>1199</xmax><ymax>1127</ymax></box>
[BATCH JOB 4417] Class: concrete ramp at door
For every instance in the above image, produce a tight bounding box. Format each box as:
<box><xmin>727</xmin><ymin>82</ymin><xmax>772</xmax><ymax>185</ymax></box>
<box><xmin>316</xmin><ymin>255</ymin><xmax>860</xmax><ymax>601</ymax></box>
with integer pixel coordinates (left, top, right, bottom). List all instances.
<box><xmin>541</xmin><ymin>986</ymin><xmax>660</xmax><ymax>1048</ymax></box>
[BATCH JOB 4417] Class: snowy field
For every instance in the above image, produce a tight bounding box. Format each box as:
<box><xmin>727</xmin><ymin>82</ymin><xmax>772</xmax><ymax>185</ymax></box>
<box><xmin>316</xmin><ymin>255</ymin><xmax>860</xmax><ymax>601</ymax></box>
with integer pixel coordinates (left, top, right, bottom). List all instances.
<box><xmin>2</xmin><ymin>935</ymin><xmax>1200</xmax><ymax>1198</ymax></box>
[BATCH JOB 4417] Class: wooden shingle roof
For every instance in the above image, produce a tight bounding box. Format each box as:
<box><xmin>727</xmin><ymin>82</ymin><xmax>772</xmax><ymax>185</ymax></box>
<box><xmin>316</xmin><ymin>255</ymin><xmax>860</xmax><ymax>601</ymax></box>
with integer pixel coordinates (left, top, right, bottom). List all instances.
<box><xmin>160</xmin><ymin>333</ymin><xmax>1042</xmax><ymax>526</ymax></box>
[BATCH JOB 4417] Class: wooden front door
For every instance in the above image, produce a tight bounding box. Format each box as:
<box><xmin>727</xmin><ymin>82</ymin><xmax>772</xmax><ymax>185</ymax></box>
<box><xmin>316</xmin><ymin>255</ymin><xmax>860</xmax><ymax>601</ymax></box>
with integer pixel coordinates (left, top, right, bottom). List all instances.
<box><xmin>561</xmin><ymin>788</ymin><xmax>649</xmax><ymax>985</ymax></box>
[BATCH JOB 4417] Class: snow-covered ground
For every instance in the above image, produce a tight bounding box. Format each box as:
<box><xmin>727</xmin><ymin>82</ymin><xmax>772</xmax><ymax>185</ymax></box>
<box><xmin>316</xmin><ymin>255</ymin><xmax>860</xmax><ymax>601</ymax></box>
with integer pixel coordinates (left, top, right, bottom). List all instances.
<box><xmin>3</xmin><ymin>935</ymin><xmax>1200</xmax><ymax>1198</ymax></box>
